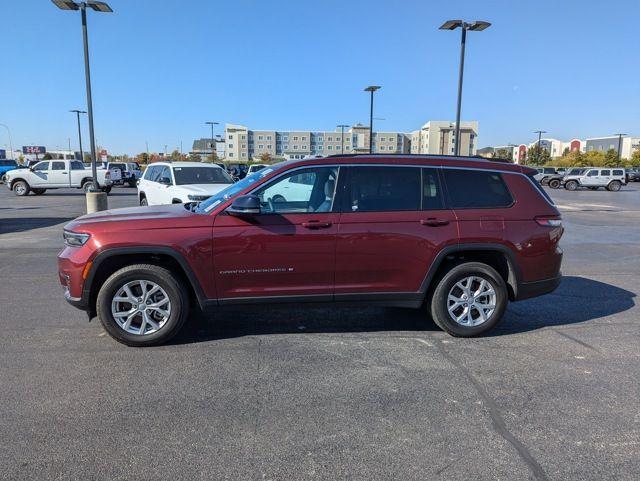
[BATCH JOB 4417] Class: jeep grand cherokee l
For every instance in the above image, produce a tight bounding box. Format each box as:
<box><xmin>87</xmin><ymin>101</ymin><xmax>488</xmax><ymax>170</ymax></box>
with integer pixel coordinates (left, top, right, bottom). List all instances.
<box><xmin>58</xmin><ymin>155</ymin><xmax>563</xmax><ymax>346</ymax></box>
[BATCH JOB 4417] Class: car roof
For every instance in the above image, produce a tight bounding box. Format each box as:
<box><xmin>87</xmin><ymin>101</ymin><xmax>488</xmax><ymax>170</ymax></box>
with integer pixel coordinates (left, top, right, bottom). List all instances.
<box><xmin>271</xmin><ymin>154</ymin><xmax>533</xmax><ymax>175</ymax></box>
<box><xmin>151</xmin><ymin>161</ymin><xmax>223</xmax><ymax>168</ymax></box>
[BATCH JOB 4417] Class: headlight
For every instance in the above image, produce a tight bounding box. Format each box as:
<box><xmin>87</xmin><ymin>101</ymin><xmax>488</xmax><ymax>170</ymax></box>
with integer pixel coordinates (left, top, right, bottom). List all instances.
<box><xmin>188</xmin><ymin>194</ymin><xmax>210</xmax><ymax>201</ymax></box>
<box><xmin>63</xmin><ymin>230</ymin><xmax>90</xmax><ymax>247</ymax></box>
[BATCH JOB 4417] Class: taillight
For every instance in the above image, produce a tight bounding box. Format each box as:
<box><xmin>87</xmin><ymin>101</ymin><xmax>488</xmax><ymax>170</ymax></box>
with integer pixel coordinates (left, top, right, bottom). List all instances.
<box><xmin>105</xmin><ymin>171</ymin><xmax>111</xmax><ymax>179</ymax></box>
<box><xmin>535</xmin><ymin>216</ymin><xmax>562</xmax><ymax>227</ymax></box>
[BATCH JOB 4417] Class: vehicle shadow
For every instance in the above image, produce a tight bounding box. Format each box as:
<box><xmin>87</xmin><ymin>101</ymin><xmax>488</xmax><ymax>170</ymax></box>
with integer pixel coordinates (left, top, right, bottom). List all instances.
<box><xmin>0</xmin><ymin>217</ymin><xmax>75</xmax><ymax>234</ymax></box>
<box><xmin>170</xmin><ymin>275</ymin><xmax>635</xmax><ymax>345</ymax></box>
<box><xmin>38</xmin><ymin>192</ymin><xmax>134</xmax><ymax>197</ymax></box>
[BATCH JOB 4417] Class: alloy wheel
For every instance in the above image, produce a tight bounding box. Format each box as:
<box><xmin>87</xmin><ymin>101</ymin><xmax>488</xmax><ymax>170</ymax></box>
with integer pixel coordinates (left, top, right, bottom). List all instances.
<box><xmin>110</xmin><ymin>280</ymin><xmax>172</xmax><ymax>335</ymax></box>
<box><xmin>447</xmin><ymin>276</ymin><xmax>497</xmax><ymax>327</ymax></box>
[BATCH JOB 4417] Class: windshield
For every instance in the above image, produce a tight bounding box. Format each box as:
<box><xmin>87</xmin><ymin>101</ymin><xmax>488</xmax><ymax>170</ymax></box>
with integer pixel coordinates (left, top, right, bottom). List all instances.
<box><xmin>0</xmin><ymin>160</ymin><xmax>17</xmax><ymax>167</ymax></box>
<box><xmin>194</xmin><ymin>168</ymin><xmax>275</xmax><ymax>214</ymax></box>
<box><xmin>128</xmin><ymin>162</ymin><xmax>140</xmax><ymax>170</ymax></box>
<box><xmin>173</xmin><ymin>166</ymin><xmax>234</xmax><ymax>186</ymax></box>
<box><xmin>567</xmin><ymin>168</ymin><xmax>585</xmax><ymax>175</ymax></box>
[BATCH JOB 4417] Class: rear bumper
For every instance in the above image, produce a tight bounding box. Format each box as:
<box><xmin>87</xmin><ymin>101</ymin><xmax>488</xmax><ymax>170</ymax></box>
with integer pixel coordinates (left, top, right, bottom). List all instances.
<box><xmin>515</xmin><ymin>275</ymin><xmax>561</xmax><ymax>301</ymax></box>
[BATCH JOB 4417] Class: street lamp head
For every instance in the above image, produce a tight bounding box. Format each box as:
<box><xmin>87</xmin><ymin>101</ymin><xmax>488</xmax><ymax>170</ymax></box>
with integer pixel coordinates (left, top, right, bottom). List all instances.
<box><xmin>467</xmin><ymin>21</ymin><xmax>491</xmax><ymax>31</ymax></box>
<box><xmin>205</xmin><ymin>121</ymin><xmax>219</xmax><ymax>126</ymax></box>
<box><xmin>52</xmin><ymin>0</ymin><xmax>80</xmax><ymax>10</ymax></box>
<box><xmin>87</xmin><ymin>1</ymin><xmax>113</xmax><ymax>12</ymax></box>
<box><xmin>337</xmin><ymin>124</ymin><xmax>349</xmax><ymax>128</ymax></box>
<box><xmin>439</xmin><ymin>20</ymin><xmax>463</xmax><ymax>30</ymax></box>
<box><xmin>70</xmin><ymin>109</ymin><xmax>87</xmax><ymax>114</ymax></box>
<box><xmin>364</xmin><ymin>85</ymin><xmax>381</xmax><ymax>92</ymax></box>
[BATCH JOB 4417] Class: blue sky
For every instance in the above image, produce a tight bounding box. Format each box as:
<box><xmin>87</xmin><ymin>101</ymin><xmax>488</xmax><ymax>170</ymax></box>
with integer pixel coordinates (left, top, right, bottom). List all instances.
<box><xmin>1</xmin><ymin>0</ymin><xmax>639</xmax><ymax>155</ymax></box>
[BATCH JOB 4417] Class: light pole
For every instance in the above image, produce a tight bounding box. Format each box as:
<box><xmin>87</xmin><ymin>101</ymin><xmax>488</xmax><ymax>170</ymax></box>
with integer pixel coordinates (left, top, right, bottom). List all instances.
<box><xmin>52</xmin><ymin>0</ymin><xmax>112</xmax><ymax>198</ymax></box>
<box><xmin>0</xmin><ymin>123</ymin><xmax>14</xmax><ymax>160</ymax></box>
<box><xmin>364</xmin><ymin>86</ymin><xmax>380</xmax><ymax>154</ymax></box>
<box><xmin>205</xmin><ymin>121</ymin><xmax>219</xmax><ymax>160</ymax></box>
<box><xmin>533</xmin><ymin>130</ymin><xmax>547</xmax><ymax>165</ymax></box>
<box><xmin>439</xmin><ymin>20</ymin><xmax>491</xmax><ymax>156</ymax></box>
<box><xmin>70</xmin><ymin>109</ymin><xmax>86</xmax><ymax>161</ymax></box>
<box><xmin>615</xmin><ymin>133</ymin><xmax>626</xmax><ymax>166</ymax></box>
<box><xmin>337</xmin><ymin>124</ymin><xmax>349</xmax><ymax>154</ymax></box>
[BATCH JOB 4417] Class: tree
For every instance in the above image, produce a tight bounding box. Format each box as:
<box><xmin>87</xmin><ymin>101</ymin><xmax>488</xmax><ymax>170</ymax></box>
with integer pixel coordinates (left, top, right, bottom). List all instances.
<box><xmin>260</xmin><ymin>152</ymin><xmax>272</xmax><ymax>163</ymax></box>
<box><xmin>527</xmin><ymin>144</ymin><xmax>551</xmax><ymax>166</ymax></box>
<box><xmin>493</xmin><ymin>148</ymin><xmax>513</xmax><ymax>162</ymax></box>
<box><xmin>630</xmin><ymin>148</ymin><xmax>640</xmax><ymax>167</ymax></box>
<box><xmin>203</xmin><ymin>152</ymin><xmax>218</xmax><ymax>163</ymax></box>
<box><xmin>170</xmin><ymin>149</ymin><xmax>184</xmax><ymax>162</ymax></box>
<box><xmin>603</xmin><ymin>148</ymin><xmax>619</xmax><ymax>167</ymax></box>
<box><xmin>187</xmin><ymin>153</ymin><xmax>202</xmax><ymax>162</ymax></box>
<box><xmin>584</xmin><ymin>150</ymin><xmax>605</xmax><ymax>166</ymax></box>
<box><xmin>135</xmin><ymin>152</ymin><xmax>149</xmax><ymax>164</ymax></box>
<box><xmin>42</xmin><ymin>153</ymin><xmax>53</xmax><ymax>160</ymax></box>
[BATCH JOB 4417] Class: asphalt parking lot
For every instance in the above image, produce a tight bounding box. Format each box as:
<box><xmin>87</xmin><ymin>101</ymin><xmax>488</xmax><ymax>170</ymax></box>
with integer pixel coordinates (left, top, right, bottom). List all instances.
<box><xmin>1</xmin><ymin>183</ymin><xmax>639</xmax><ymax>481</ymax></box>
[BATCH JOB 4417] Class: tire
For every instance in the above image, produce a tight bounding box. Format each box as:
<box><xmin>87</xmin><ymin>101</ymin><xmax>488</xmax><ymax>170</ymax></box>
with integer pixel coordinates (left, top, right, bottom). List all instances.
<box><xmin>1</xmin><ymin>174</ymin><xmax>7</xmax><ymax>183</ymax></box>
<box><xmin>82</xmin><ymin>181</ymin><xmax>94</xmax><ymax>193</ymax></box>
<box><xmin>140</xmin><ymin>196</ymin><xmax>148</xmax><ymax>206</ymax></box>
<box><xmin>607</xmin><ymin>181</ymin><xmax>621</xmax><ymax>192</ymax></box>
<box><xmin>540</xmin><ymin>177</ymin><xmax>550</xmax><ymax>186</ymax></box>
<box><xmin>13</xmin><ymin>180</ymin><xmax>30</xmax><ymax>196</ymax></box>
<box><xmin>128</xmin><ymin>180</ymin><xmax>137</xmax><ymax>188</ymax></box>
<box><xmin>102</xmin><ymin>186</ymin><xmax>112</xmax><ymax>194</ymax></box>
<box><xmin>429</xmin><ymin>262</ymin><xmax>508</xmax><ymax>337</ymax></box>
<box><xmin>96</xmin><ymin>264</ymin><xmax>190</xmax><ymax>347</ymax></box>
<box><xmin>565</xmin><ymin>180</ymin><xmax>578</xmax><ymax>191</ymax></box>
<box><xmin>548</xmin><ymin>179</ymin><xmax>561</xmax><ymax>189</ymax></box>
<box><xmin>32</xmin><ymin>188</ymin><xmax>46</xmax><ymax>195</ymax></box>
<box><xmin>272</xmin><ymin>194</ymin><xmax>286</xmax><ymax>203</ymax></box>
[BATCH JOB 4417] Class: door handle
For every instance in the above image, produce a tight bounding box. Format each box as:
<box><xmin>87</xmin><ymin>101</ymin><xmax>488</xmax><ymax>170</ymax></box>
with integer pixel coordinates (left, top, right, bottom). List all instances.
<box><xmin>420</xmin><ymin>218</ymin><xmax>450</xmax><ymax>227</ymax></box>
<box><xmin>62</xmin><ymin>172</ymin><xmax>68</xmax><ymax>174</ymax></box>
<box><xmin>302</xmin><ymin>221</ymin><xmax>332</xmax><ymax>229</ymax></box>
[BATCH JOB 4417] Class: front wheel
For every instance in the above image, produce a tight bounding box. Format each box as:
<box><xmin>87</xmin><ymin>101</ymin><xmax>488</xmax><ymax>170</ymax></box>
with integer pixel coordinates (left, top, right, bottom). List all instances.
<box><xmin>96</xmin><ymin>264</ymin><xmax>190</xmax><ymax>347</ymax></box>
<box><xmin>565</xmin><ymin>180</ymin><xmax>579</xmax><ymax>191</ymax></box>
<box><xmin>607</xmin><ymin>181</ymin><xmax>621</xmax><ymax>192</ymax></box>
<box><xmin>429</xmin><ymin>262</ymin><xmax>508</xmax><ymax>337</ymax></box>
<box><xmin>13</xmin><ymin>180</ymin><xmax>30</xmax><ymax>196</ymax></box>
<box><xmin>140</xmin><ymin>196</ymin><xmax>148</xmax><ymax>206</ymax></box>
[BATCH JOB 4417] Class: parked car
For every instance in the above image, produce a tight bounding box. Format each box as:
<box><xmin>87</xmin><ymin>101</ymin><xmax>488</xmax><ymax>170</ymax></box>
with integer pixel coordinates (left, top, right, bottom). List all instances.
<box><xmin>127</xmin><ymin>162</ymin><xmax>143</xmax><ymax>185</ymax></box>
<box><xmin>563</xmin><ymin>168</ymin><xmax>626</xmax><ymax>191</ymax></box>
<box><xmin>0</xmin><ymin>159</ymin><xmax>19</xmax><ymax>182</ymax></box>
<box><xmin>534</xmin><ymin>167</ymin><xmax>558</xmax><ymax>185</ymax></box>
<box><xmin>4</xmin><ymin>159</ymin><xmax>119</xmax><ymax>196</ymax></box>
<box><xmin>247</xmin><ymin>164</ymin><xmax>268</xmax><ymax>175</ymax></box>
<box><xmin>547</xmin><ymin>168</ymin><xmax>587</xmax><ymax>189</ymax></box>
<box><xmin>137</xmin><ymin>161</ymin><xmax>234</xmax><ymax>206</ymax></box>
<box><xmin>625</xmin><ymin>168</ymin><xmax>640</xmax><ymax>183</ymax></box>
<box><xmin>59</xmin><ymin>155</ymin><xmax>563</xmax><ymax>346</ymax></box>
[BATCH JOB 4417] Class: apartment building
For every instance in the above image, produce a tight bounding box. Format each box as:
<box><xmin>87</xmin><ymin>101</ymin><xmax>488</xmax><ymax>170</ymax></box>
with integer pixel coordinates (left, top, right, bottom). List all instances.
<box><xmin>585</xmin><ymin>136</ymin><xmax>640</xmax><ymax>159</ymax></box>
<box><xmin>409</xmin><ymin>121</ymin><xmax>478</xmax><ymax>156</ymax></box>
<box><xmin>205</xmin><ymin>120</ymin><xmax>477</xmax><ymax>161</ymax></box>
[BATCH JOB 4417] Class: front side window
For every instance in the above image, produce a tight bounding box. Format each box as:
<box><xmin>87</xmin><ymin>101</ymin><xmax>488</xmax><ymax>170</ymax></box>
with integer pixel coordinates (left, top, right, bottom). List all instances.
<box><xmin>173</xmin><ymin>166</ymin><xmax>233</xmax><ymax>185</ymax></box>
<box><xmin>33</xmin><ymin>162</ymin><xmax>49</xmax><ymax>171</ymax></box>
<box><xmin>158</xmin><ymin>166</ymin><xmax>172</xmax><ymax>184</ymax></box>
<box><xmin>144</xmin><ymin>166</ymin><xmax>159</xmax><ymax>181</ymax></box>
<box><xmin>613</xmin><ymin>169</ymin><xmax>624</xmax><ymax>176</ymax></box>
<box><xmin>587</xmin><ymin>170</ymin><xmax>599</xmax><ymax>177</ymax></box>
<box><xmin>254</xmin><ymin>167</ymin><xmax>338</xmax><ymax>214</ymax></box>
<box><xmin>600</xmin><ymin>170</ymin><xmax>610</xmax><ymax>176</ymax></box>
<box><xmin>51</xmin><ymin>161</ymin><xmax>65</xmax><ymax>170</ymax></box>
<box><xmin>346</xmin><ymin>166</ymin><xmax>421</xmax><ymax>212</ymax></box>
<box><xmin>443</xmin><ymin>169</ymin><xmax>513</xmax><ymax>209</ymax></box>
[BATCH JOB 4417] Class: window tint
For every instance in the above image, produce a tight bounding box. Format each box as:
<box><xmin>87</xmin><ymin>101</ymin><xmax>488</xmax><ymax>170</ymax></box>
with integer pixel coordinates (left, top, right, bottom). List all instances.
<box><xmin>70</xmin><ymin>161</ymin><xmax>85</xmax><ymax>170</ymax></box>
<box><xmin>587</xmin><ymin>170</ymin><xmax>599</xmax><ymax>177</ymax></box>
<box><xmin>145</xmin><ymin>166</ymin><xmax>160</xmax><ymax>181</ymax></box>
<box><xmin>173</xmin><ymin>166</ymin><xmax>233</xmax><ymax>185</ymax></box>
<box><xmin>255</xmin><ymin>167</ymin><xmax>338</xmax><ymax>214</ymax></box>
<box><xmin>422</xmin><ymin>168</ymin><xmax>444</xmax><ymax>210</ymax></box>
<box><xmin>600</xmin><ymin>170</ymin><xmax>610</xmax><ymax>176</ymax></box>
<box><xmin>33</xmin><ymin>162</ymin><xmax>49</xmax><ymax>171</ymax></box>
<box><xmin>51</xmin><ymin>161</ymin><xmax>65</xmax><ymax>170</ymax></box>
<box><xmin>347</xmin><ymin>166</ymin><xmax>421</xmax><ymax>212</ymax></box>
<box><xmin>443</xmin><ymin>169</ymin><xmax>513</xmax><ymax>209</ymax></box>
<box><xmin>158</xmin><ymin>166</ymin><xmax>172</xmax><ymax>183</ymax></box>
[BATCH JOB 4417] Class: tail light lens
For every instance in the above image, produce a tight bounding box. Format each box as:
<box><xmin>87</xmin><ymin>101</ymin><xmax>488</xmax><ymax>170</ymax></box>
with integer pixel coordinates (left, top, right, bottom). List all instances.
<box><xmin>535</xmin><ymin>216</ymin><xmax>562</xmax><ymax>227</ymax></box>
<box><xmin>105</xmin><ymin>171</ymin><xmax>111</xmax><ymax>179</ymax></box>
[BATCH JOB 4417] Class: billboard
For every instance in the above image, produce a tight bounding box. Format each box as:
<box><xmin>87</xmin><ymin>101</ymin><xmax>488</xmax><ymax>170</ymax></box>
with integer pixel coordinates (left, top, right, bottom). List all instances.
<box><xmin>22</xmin><ymin>146</ymin><xmax>46</xmax><ymax>154</ymax></box>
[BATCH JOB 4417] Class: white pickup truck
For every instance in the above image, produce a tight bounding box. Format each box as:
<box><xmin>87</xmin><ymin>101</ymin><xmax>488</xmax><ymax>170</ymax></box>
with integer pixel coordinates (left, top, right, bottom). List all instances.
<box><xmin>4</xmin><ymin>159</ymin><xmax>120</xmax><ymax>196</ymax></box>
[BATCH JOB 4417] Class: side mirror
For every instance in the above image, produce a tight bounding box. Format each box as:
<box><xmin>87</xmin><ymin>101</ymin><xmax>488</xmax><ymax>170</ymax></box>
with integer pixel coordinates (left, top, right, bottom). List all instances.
<box><xmin>227</xmin><ymin>195</ymin><xmax>261</xmax><ymax>216</ymax></box>
<box><xmin>159</xmin><ymin>176</ymin><xmax>172</xmax><ymax>186</ymax></box>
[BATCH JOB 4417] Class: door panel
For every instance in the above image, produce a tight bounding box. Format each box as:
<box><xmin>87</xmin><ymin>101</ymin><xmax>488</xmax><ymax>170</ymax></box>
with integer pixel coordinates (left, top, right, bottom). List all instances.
<box><xmin>48</xmin><ymin>161</ymin><xmax>69</xmax><ymax>187</ymax></box>
<box><xmin>334</xmin><ymin>166</ymin><xmax>457</xmax><ymax>294</ymax></box>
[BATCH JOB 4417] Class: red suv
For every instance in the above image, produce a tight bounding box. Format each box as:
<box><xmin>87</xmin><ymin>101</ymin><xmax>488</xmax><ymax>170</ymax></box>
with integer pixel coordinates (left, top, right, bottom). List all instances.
<box><xmin>58</xmin><ymin>155</ymin><xmax>563</xmax><ymax>346</ymax></box>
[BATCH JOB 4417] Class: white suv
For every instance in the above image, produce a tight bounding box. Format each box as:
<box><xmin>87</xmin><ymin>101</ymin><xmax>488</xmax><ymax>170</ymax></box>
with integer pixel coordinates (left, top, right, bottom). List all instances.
<box><xmin>138</xmin><ymin>162</ymin><xmax>234</xmax><ymax>206</ymax></box>
<box><xmin>563</xmin><ymin>168</ymin><xmax>626</xmax><ymax>191</ymax></box>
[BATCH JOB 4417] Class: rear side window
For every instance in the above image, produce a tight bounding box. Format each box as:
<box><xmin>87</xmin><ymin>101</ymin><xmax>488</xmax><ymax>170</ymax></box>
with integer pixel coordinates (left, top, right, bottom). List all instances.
<box><xmin>443</xmin><ymin>169</ymin><xmax>513</xmax><ymax>209</ymax></box>
<box><xmin>70</xmin><ymin>161</ymin><xmax>85</xmax><ymax>170</ymax></box>
<box><xmin>346</xmin><ymin>166</ymin><xmax>420</xmax><ymax>212</ymax></box>
<box><xmin>613</xmin><ymin>169</ymin><xmax>624</xmax><ymax>176</ymax></box>
<box><xmin>601</xmin><ymin>170</ymin><xmax>610</xmax><ymax>176</ymax></box>
<box><xmin>51</xmin><ymin>161</ymin><xmax>65</xmax><ymax>170</ymax></box>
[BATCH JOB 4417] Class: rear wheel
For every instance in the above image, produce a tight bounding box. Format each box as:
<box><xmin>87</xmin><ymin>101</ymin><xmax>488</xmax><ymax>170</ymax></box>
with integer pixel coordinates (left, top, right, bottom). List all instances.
<box><xmin>565</xmin><ymin>180</ymin><xmax>578</xmax><ymax>191</ymax></box>
<box><xmin>548</xmin><ymin>179</ymin><xmax>561</xmax><ymax>189</ymax></box>
<box><xmin>32</xmin><ymin>188</ymin><xmax>46</xmax><ymax>195</ymax></box>
<box><xmin>607</xmin><ymin>180</ymin><xmax>621</xmax><ymax>192</ymax></box>
<box><xmin>102</xmin><ymin>186</ymin><xmax>112</xmax><ymax>194</ymax></box>
<box><xmin>429</xmin><ymin>262</ymin><xmax>507</xmax><ymax>337</ymax></box>
<box><xmin>13</xmin><ymin>180</ymin><xmax>30</xmax><ymax>196</ymax></box>
<box><xmin>140</xmin><ymin>196</ymin><xmax>148</xmax><ymax>206</ymax></box>
<box><xmin>82</xmin><ymin>181</ymin><xmax>94</xmax><ymax>193</ymax></box>
<box><xmin>96</xmin><ymin>264</ymin><xmax>189</xmax><ymax>347</ymax></box>
<box><xmin>540</xmin><ymin>177</ymin><xmax>550</xmax><ymax>186</ymax></box>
